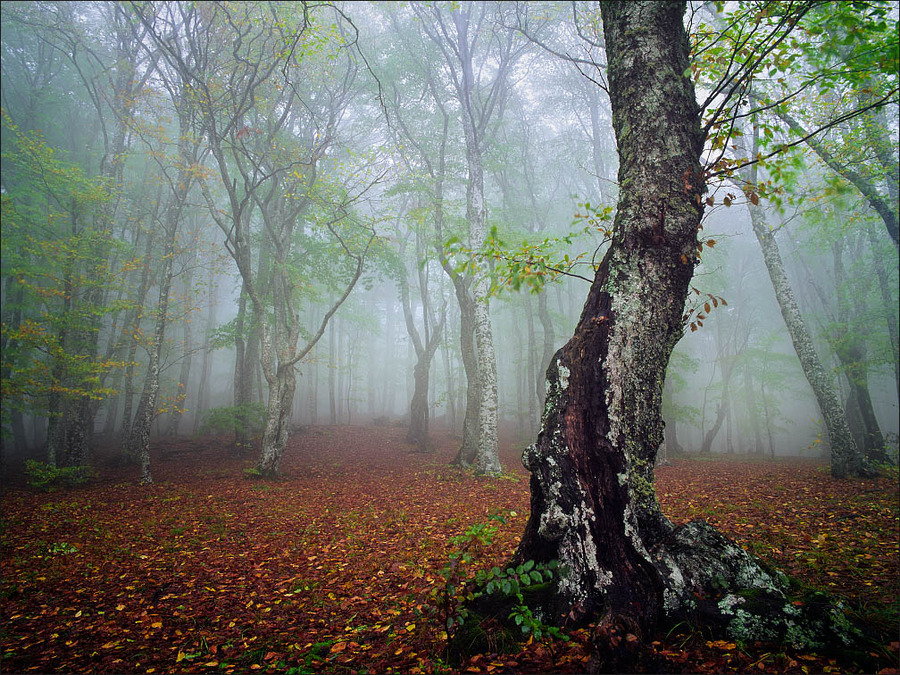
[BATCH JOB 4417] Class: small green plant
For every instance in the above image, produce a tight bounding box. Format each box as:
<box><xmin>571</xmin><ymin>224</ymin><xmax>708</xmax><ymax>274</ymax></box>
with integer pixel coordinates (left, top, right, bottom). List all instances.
<box><xmin>47</xmin><ymin>542</ymin><xmax>78</xmax><ymax>555</ymax></box>
<box><xmin>24</xmin><ymin>460</ymin><xmax>96</xmax><ymax>492</ymax></box>
<box><xmin>434</xmin><ymin>512</ymin><xmax>568</xmax><ymax>660</ymax></box>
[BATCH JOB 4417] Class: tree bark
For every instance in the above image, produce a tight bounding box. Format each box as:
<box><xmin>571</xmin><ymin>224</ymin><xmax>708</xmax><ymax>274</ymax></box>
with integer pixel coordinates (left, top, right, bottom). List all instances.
<box><xmin>514</xmin><ymin>0</ymin><xmax>707</xmax><ymax>634</ymax></box>
<box><xmin>507</xmin><ymin>4</ymin><xmax>852</xmax><ymax>656</ymax></box>
<box><xmin>451</xmin><ymin>282</ymin><xmax>480</xmax><ymax>467</ymax></box>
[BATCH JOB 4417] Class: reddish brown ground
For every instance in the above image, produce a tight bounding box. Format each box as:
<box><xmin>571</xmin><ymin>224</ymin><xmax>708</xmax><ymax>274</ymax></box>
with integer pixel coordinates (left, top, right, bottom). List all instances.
<box><xmin>1</xmin><ymin>425</ymin><xmax>897</xmax><ymax>674</ymax></box>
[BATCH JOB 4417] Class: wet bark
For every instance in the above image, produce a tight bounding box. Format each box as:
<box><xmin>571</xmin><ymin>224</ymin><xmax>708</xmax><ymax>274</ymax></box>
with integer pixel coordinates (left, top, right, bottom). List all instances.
<box><xmin>505</xmin><ymin>3</ymin><xmax>859</xmax><ymax>657</ymax></box>
<box><xmin>513</xmin><ymin>0</ymin><xmax>706</xmax><ymax>634</ymax></box>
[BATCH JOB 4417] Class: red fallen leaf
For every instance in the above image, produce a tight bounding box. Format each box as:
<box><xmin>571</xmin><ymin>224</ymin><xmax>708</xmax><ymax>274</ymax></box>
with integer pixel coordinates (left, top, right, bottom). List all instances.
<box><xmin>263</xmin><ymin>651</ymin><xmax>278</xmax><ymax>661</ymax></box>
<box><xmin>330</xmin><ymin>642</ymin><xmax>347</xmax><ymax>653</ymax></box>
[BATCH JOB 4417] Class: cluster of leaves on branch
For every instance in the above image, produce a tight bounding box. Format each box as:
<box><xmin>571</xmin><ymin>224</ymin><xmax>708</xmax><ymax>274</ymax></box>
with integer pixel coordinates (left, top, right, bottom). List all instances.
<box><xmin>444</xmin><ymin>202</ymin><xmax>614</xmax><ymax>295</ymax></box>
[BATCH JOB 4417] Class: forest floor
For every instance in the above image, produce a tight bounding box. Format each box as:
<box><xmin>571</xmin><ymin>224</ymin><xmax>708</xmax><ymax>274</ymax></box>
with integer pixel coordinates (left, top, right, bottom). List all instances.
<box><xmin>1</xmin><ymin>425</ymin><xmax>898</xmax><ymax>674</ymax></box>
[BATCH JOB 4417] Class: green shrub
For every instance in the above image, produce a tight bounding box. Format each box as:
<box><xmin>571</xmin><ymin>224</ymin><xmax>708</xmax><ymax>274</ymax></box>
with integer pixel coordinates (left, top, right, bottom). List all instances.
<box><xmin>24</xmin><ymin>460</ymin><xmax>97</xmax><ymax>492</ymax></box>
<box><xmin>433</xmin><ymin>511</ymin><xmax>568</xmax><ymax>661</ymax></box>
<box><xmin>198</xmin><ymin>402</ymin><xmax>266</xmax><ymax>440</ymax></box>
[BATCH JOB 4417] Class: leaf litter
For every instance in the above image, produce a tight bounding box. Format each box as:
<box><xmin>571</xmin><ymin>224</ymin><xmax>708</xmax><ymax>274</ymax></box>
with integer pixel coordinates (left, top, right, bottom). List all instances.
<box><xmin>1</xmin><ymin>425</ymin><xmax>897</xmax><ymax>673</ymax></box>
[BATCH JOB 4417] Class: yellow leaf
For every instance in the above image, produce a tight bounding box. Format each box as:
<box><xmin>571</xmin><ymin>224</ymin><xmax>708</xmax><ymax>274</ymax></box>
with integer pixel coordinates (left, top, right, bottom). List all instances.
<box><xmin>151</xmin><ymin>621</ymin><xmax>163</xmax><ymax>629</ymax></box>
<box><xmin>115</xmin><ymin>604</ymin><xmax>125</xmax><ymax>611</ymax></box>
<box><xmin>176</xmin><ymin>651</ymin><xmax>186</xmax><ymax>663</ymax></box>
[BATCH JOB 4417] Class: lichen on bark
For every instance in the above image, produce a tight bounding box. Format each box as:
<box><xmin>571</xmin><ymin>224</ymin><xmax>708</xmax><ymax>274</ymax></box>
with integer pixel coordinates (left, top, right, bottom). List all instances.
<box><xmin>505</xmin><ymin>0</ymin><xmax>866</xmax><ymax>660</ymax></box>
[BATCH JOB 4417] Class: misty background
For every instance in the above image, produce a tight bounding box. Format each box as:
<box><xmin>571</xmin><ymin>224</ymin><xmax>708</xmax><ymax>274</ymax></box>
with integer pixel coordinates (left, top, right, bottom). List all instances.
<box><xmin>1</xmin><ymin>1</ymin><xmax>897</xmax><ymax>471</ymax></box>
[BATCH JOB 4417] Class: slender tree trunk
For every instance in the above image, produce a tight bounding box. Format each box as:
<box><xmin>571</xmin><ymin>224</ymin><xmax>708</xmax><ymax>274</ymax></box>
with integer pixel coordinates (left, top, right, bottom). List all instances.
<box><xmin>452</xmin><ymin>283</ymin><xmax>480</xmax><ymax>466</ymax></box>
<box><xmin>832</xmin><ymin>238</ymin><xmax>887</xmax><ymax>462</ymax></box>
<box><xmin>525</xmin><ymin>295</ymin><xmax>539</xmax><ymax>435</ymax></box>
<box><xmin>735</xmin><ymin>103</ymin><xmax>868</xmax><ymax>476</ymax></box>
<box><xmin>745</xmin><ymin>168</ymin><xmax>866</xmax><ymax>477</ymax></box>
<box><xmin>166</xmin><ymin>265</ymin><xmax>194</xmax><ymax>436</ymax></box>
<box><xmin>329</xmin><ymin>318</ymin><xmax>337</xmax><ymax>425</ymax></box>
<box><xmin>129</xmin><ymin>227</ymin><xmax>178</xmax><ymax>485</ymax></box>
<box><xmin>193</xmin><ymin>267</ymin><xmax>218</xmax><ymax>435</ymax></box>
<box><xmin>537</xmin><ymin>289</ymin><xmax>555</xmax><ymax>410</ymax></box>
<box><xmin>866</xmin><ymin>224</ymin><xmax>900</xmax><ymax>400</ymax></box>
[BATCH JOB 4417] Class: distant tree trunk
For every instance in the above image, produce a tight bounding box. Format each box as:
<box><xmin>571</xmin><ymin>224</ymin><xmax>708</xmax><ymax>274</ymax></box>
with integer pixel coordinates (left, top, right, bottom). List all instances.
<box><xmin>308</xmin><ymin>345</ymin><xmax>319</xmax><ymax>425</ymax></box>
<box><xmin>442</xmin><ymin>325</ymin><xmax>458</xmax><ymax>432</ymax></box>
<box><xmin>866</xmin><ymin>224</ymin><xmax>900</xmax><ymax>400</ymax></box>
<box><xmin>725</xmin><ymin>399</ymin><xmax>736</xmax><ymax>455</ymax></box>
<box><xmin>700</xmin><ymin>321</ymin><xmax>745</xmax><ymax>454</ymax></box>
<box><xmin>743</xmin><ymin>125</ymin><xmax>867</xmax><ymax>478</ymax></box>
<box><xmin>167</xmin><ymin>264</ymin><xmax>194</xmax><ymax>437</ymax></box>
<box><xmin>1</xmin><ymin>279</ymin><xmax>29</xmax><ymax>454</ymax></box>
<box><xmin>525</xmin><ymin>295</ymin><xmax>539</xmax><ymax>435</ymax></box>
<box><xmin>329</xmin><ymin>318</ymin><xmax>337</xmax><ymax>425</ymax></box>
<box><xmin>832</xmin><ymin>237</ymin><xmax>887</xmax><ymax>462</ymax></box>
<box><xmin>400</xmin><ymin>248</ymin><xmax>446</xmax><ymax>452</ymax></box>
<box><xmin>537</xmin><ymin>289</ymin><xmax>555</xmax><ymax>409</ymax></box>
<box><xmin>119</xmin><ymin>232</ymin><xmax>156</xmax><ymax>451</ymax></box>
<box><xmin>193</xmin><ymin>268</ymin><xmax>218</xmax><ymax>435</ymax></box>
<box><xmin>233</xmin><ymin>286</ymin><xmax>253</xmax><ymax>454</ymax></box>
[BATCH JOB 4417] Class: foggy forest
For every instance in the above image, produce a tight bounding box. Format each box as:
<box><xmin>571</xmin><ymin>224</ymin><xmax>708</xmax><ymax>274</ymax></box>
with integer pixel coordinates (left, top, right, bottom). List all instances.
<box><xmin>1</xmin><ymin>1</ymin><xmax>898</xmax><ymax>674</ymax></box>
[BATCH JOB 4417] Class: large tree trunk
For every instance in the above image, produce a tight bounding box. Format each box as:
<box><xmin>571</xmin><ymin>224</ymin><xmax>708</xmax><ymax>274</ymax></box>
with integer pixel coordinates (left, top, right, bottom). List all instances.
<box><xmin>513</xmin><ymin>0</ymin><xmax>707</xmax><ymax>634</ymax></box>
<box><xmin>506</xmin><ymin>3</ymin><xmax>857</xmax><ymax>659</ymax></box>
<box><xmin>257</xmin><ymin>362</ymin><xmax>296</xmax><ymax>476</ymax></box>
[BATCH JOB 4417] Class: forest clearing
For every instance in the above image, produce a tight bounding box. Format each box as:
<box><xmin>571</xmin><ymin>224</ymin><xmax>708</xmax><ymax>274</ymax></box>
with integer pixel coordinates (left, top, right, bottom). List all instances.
<box><xmin>1</xmin><ymin>425</ymin><xmax>897</xmax><ymax>674</ymax></box>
